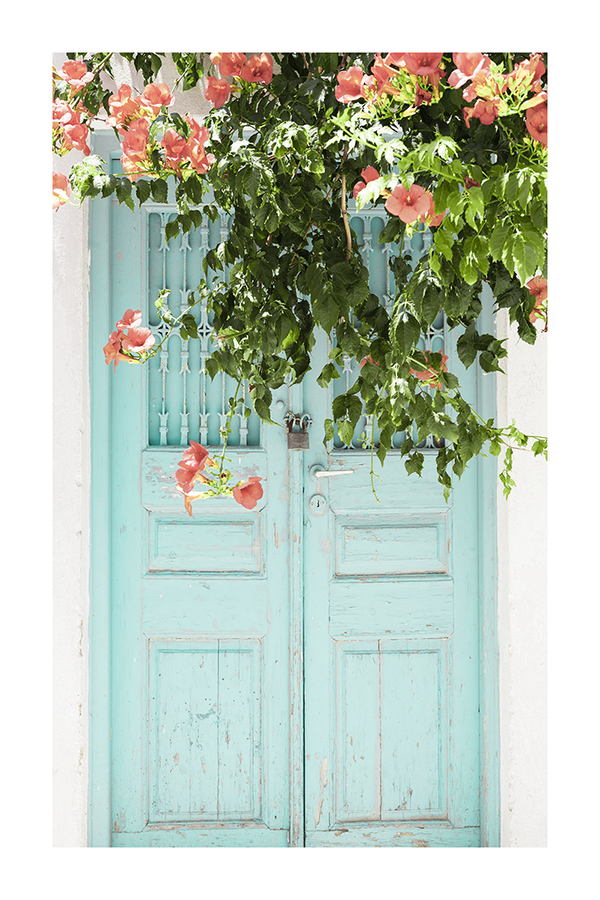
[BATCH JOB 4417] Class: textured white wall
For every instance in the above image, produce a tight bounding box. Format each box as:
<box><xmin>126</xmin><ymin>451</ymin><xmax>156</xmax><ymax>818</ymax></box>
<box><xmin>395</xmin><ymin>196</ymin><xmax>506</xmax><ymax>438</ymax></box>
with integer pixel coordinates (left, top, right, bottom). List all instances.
<box><xmin>496</xmin><ymin>310</ymin><xmax>548</xmax><ymax>847</ymax></box>
<box><xmin>53</xmin><ymin>139</ymin><xmax>90</xmax><ymax>848</ymax></box>
<box><xmin>52</xmin><ymin>53</ymin><xmax>548</xmax><ymax>848</ymax></box>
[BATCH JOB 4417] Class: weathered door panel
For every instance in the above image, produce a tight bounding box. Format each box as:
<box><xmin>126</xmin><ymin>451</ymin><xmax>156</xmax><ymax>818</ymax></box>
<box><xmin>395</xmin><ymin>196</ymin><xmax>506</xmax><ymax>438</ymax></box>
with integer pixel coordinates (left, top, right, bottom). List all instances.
<box><xmin>302</xmin><ymin>322</ymin><xmax>481</xmax><ymax>848</ymax></box>
<box><xmin>90</xmin><ymin>133</ymin><xmax>495</xmax><ymax>847</ymax></box>
<box><xmin>100</xmin><ymin>141</ymin><xmax>292</xmax><ymax>846</ymax></box>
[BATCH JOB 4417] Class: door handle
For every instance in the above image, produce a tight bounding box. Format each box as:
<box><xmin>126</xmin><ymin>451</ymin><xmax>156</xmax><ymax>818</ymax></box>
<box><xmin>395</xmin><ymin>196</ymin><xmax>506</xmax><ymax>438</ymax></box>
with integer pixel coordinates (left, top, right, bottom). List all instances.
<box><xmin>310</xmin><ymin>464</ymin><xmax>355</xmax><ymax>481</ymax></box>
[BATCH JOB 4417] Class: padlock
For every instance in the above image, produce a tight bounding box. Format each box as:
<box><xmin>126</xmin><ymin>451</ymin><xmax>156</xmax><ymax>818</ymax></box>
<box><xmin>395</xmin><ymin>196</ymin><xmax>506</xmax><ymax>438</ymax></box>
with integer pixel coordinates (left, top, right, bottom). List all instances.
<box><xmin>287</xmin><ymin>414</ymin><xmax>310</xmax><ymax>450</ymax></box>
<box><xmin>288</xmin><ymin>430</ymin><xmax>310</xmax><ymax>450</ymax></box>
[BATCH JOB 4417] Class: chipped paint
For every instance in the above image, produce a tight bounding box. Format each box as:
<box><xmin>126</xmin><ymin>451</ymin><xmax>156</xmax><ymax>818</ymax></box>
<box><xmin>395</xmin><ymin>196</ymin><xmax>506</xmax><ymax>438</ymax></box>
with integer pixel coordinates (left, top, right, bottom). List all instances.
<box><xmin>314</xmin><ymin>757</ymin><xmax>328</xmax><ymax>827</ymax></box>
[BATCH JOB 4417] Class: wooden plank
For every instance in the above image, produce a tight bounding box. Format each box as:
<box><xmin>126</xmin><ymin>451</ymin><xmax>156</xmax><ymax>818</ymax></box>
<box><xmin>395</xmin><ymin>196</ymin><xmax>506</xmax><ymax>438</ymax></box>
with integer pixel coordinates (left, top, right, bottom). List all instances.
<box><xmin>141</xmin><ymin>447</ymin><xmax>267</xmax><ymax>511</ymax></box>
<box><xmin>329</xmin><ymin>577</ymin><xmax>454</xmax><ymax>637</ymax></box>
<box><xmin>305</xmin><ymin>823</ymin><xmax>480</xmax><ymax>848</ymax></box>
<box><xmin>217</xmin><ymin>642</ymin><xmax>260</xmax><ymax>820</ymax></box>
<box><xmin>335</xmin><ymin>641</ymin><xmax>380</xmax><ymax>821</ymax></box>
<box><xmin>149</xmin><ymin>642</ymin><xmax>220</xmax><ymax>821</ymax></box>
<box><xmin>380</xmin><ymin>641</ymin><xmax>447</xmax><ymax>818</ymax></box>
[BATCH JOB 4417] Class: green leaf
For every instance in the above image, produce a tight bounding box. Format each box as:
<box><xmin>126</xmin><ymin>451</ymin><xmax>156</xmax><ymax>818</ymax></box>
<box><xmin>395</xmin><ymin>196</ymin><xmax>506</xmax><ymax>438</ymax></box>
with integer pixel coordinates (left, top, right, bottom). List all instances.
<box><xmin>313</xmin><ymin>291</ymin><xmax>339</xmax><ymax>333</ymax></box>
<box><xmin>392</xmin><ymin>309</ymin><xmax>421</xmax><ymax>356</ymax></box>
<box><xmin>405</xmin><ymin>452</ymin><xmax>424</xmax><ymax>477</ymax></box>
<box><xmin>115</xmin><ymin>177</ymin><xmax>133</xmax><ymax>209</ymax></box>
<box><xmin>445</xmin><ymin>188</ymin><xmax>465</xmax><ymax>220</ymax></box>
<box><xmin>338</xmin><ymin>418</ymin><xmax>355</xmax><ymax>446</ymax></box>
<box><xmin>433</xmin><ymin>226</ymin><xmax>454</xmax><ymax>262</ymax></box>
<box><xmin>205</xmin><ymin>356</ymin><xmax>219</xmax><ymax>380</ymax></box>
<box><xmin>422</xmin><ymin>283</ymin><xmax>441</xmax><ymax>324</ymax></box>
<box><xmin>253</xmin><ymin>396</ymin><xmax>278</xmax><ymax>426</ymax></box>
<box><xmin>165</xmin><ymin>219</ymin><xmax>179</xmax><ymax>243</ymax></box>
<box><xmin>456</xmin><ymin>323</ymin><xmax>478</xmax><ymax>368</ymax></box>
<box><xmin>489</xmin><ymin>222</ymin><xmax>510</xmax><ymax>261</ymax></box>
<box><xmin>135</xmin><ymin>179</ymin><xmax>151</xmax><ymax>204</ymax></box>
<box><xmin>459</xmin><ymin>254</ymin><xmax>478</xmax><ymax>285</ymax></box>
<box><xmin>346</xmin><ymin>394</ymin><xmax>363</xmax><ymax>427</ymax></box>
<box><xmin>316</xmin><ymin>362</ymin><xmax>341</xmax><ymax>387</ymax></box>
<box><xmin>181</xmin><ymin>314</ymin><xmax>198</xmax><ymax>339</ymax></box>
<box><xmin>323</xmin><ymin>418</ymin><xmax>335</xmax><ymax>444</ymax></box>
<box><xmin>151</xmin><ymin>179</ymin><xmax>169</xmax><ymax>203</ymax></box>
<box><xmin>378</xmin><ymin>217</ymin><xmax>403</xmax><ymax>244</ymax></box>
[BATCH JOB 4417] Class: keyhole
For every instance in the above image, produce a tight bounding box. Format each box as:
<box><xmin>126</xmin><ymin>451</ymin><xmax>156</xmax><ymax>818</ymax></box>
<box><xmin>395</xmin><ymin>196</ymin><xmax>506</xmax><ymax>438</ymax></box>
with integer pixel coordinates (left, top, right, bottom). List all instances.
<box><xmin>309</xmin><ymin>494</ymin><xmax>327</xmax><ymax>514</ymax></box>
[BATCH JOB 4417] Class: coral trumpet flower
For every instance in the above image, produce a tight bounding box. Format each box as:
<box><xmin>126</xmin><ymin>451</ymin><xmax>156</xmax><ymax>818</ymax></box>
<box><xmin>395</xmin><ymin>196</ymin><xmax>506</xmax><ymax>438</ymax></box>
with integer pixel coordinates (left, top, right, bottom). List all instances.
<box><xmin>232</xmin><ymin>476</ymin><xmax>264</xmax><ymax>509</ymax></box>
<box><xmin>385</xmin><ymin>184</ymin><xmax>431</xmax><ymax>223</ymax></box>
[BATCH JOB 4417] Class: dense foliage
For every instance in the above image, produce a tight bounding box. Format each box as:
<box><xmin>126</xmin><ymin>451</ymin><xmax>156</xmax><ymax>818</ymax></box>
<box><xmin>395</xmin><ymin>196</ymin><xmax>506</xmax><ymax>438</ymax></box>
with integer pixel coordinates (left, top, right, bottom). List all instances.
<box><xmin>53</xmin><ymin>51</ymin><xmax>548</xmax><ymax>509</ymax></box>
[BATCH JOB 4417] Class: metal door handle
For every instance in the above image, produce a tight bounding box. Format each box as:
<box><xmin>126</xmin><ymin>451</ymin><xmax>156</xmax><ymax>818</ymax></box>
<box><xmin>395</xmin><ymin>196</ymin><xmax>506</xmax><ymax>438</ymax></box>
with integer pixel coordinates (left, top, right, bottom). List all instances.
<box><xmin>310</xmin><ymin>464</ymin><xmax>355</xmax><ymax>480</ymax></box>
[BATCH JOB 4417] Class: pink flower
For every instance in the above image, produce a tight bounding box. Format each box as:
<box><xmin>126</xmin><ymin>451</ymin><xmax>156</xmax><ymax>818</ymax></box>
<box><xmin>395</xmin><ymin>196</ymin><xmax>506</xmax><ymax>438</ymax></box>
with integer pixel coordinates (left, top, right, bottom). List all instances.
<box><xmin>384</xmin><ymin>53</ymin><xmax>406</xmax><ymax>67</ymax></box>
<box><xmin>141</xmin><ymin>83</ymin><xmax>174</xmax><ymax>115</ymax></box>
<box><xmin>464</xmin><ymin>98</ymin><xmax>501</xmax><ymax>127</ymax></box>
<box><xmin>526</xmin><ymin>99</ymin><xmax>547</xmax><ymax>145</ymax></box>
<box><xmin>185</xmin><ymin>118</ymin><xmax>209</xmax><ymax>145</ymax></box>
<box><xmin>448</xmin><ymin>53</ymin><xmax>491</xmax><ymax>89</ymax></box>
<box><xmin>103</xmin><ymin>331</ymin><xmax>129</xmax><ymax>370</ymax></box>
<box><xmin>120</xmin><ymin>118</ymin><xmax>150</xmax><ymax>158</ymax></box>
<box><xmin>368</xmin><ymin>55</ymin><xmax>403</xmax><ymax>99</ymax></box>
<box><xmin>104</xmin><ymin>311</ymin><xmax>154</xmax><ymax>368</ymax></box>
<box><xmin>414</xmin><ymin>85</ymin><xmax>433</xmax><ymax>106</ymax></box>
<box><xmin>120</xmin><ymin>326</ymin><xmax>155</xmax><ymax>355</ymax></box>
<box><xmin>63</xmin><ymin>121</ymin><xmax>91</xmax><ymax>154</ymax></box>
<box><xmin>526</xmin><ymin>276</ymin><xmax>548</xmax><ymax>322</ymax></box>
<box><xmin>353</xmin><ymin>166</ymin><xmax>380</xmax><ymax>199</ymax></box>
<box><xmin>385</xmin><ymin>184</ymin><xmax>432</xmax><ymax>223</ymax></box>
<box><xmin>186</xmin><ymin>142</ymin><xmax>215</xmax><ymax>174</ymax></box>
<box><xmin>507</xmin><ymin>54</ymin><xmax>546</xmax><ymax>93</ymax></box>
<box><xmin>410</xmin><ymin>352</ymin><xmax>449</xmax><ymax>389</ymax></box>
<box><xmin>419</xmin><ymin>194</ymin><xmax>446</xmax><ymax>227</ymax></box>
<box><xmin>176</xmin><ymin>483</ymin><xmax>210</xmax><ymax>517</ymax></box>
<box><xmin>233</xmin><ymin>476</ymin><xmax>264</xmax><ymax>509</ymax></box>
<box><xmin>162</xmin><ymin>128</ymin><xmax>189</xmax><ymax>173</ymax></box>
<box><xmin>175</xmin><ymin>441</ymin><xmax>214</xmax><ymax>494</ymax></box>
<box><xmin>240</xmin><ymin>53</ymin><xmax>273</xmax><ymax>85</ymax></box>
<box><xmin>53</xmin><ymin>99</ymin><xmax>90</xmax><ymax>154</ymax></box>
<box><xmin>335</xmin><ymin>66</ymin><xmax>368</xmax><ymax>103</ymax></box>
<box><xmin>120</xmin><ymin>119</ymin><xmax>151</xmax><ymax>178</ymax></box>
<box><xmin>62</xmin><ymin>59</ymin><xmax>94</xmax><ymax>93</ymax></box>
<box><xmin>212</xmin><ymin>52</ymin><xmax>247</xmax><ymax>77</ymax></box>
<box><xmin>106</xmin><ymin>84</ymin><xmax>142</xmax><ymax>128</ymax></box>
<box><xmin>52</xmin><ymin>171</ymin><xmax>71</xmax><ymax>210</ymax></box>
<box><xmin>403</xmin><ymin>53</ymin><xmax>444</xmax><ymax>76</ymax></box>
<box><xmin>205</xmin><ymin>76</ymin><xmax>232</xmax><ymax>108</ymax></box>
<box><xmin>116</xmin><ymin>309</ymin><xmax>142</xmax><ymax>330</ymax></box>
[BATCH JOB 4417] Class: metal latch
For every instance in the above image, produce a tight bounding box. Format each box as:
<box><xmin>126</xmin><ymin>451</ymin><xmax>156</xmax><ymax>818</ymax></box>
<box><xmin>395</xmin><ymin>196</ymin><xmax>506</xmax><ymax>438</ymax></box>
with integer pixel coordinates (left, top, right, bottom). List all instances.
<box><xmin>286</xmin><ymin>413</ymin><xmax>311</xmax><ymax>450</ymax></box>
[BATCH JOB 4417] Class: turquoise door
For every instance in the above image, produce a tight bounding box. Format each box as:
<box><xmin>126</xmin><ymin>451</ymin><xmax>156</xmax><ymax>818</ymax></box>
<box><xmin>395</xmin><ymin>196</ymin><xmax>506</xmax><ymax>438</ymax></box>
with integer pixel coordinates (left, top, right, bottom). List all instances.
<box><xmin>89</xmin><ymin>135</ymin><xmax>499</xmax><ymax>847</ymax></box>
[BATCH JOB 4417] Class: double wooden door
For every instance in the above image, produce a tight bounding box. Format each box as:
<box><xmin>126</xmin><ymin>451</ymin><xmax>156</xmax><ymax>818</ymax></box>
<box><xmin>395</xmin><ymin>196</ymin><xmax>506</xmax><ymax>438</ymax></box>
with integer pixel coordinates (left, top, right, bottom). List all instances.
<box><xmin>89</xmin><ymin>135</ymin><xmax>498</xmax><ymax>847</ymax></box>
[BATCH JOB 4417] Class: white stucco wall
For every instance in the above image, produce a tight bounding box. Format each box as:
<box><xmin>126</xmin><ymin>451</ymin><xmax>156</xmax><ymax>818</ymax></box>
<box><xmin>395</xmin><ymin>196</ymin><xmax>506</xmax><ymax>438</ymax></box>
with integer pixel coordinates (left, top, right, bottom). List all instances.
<box><xmin>52</xmin><ymin>53</ymin><xmax>548</xmax><ymax>848</ymax></box>
<box><xmin>496</xmin><ymin>311</ymin><xmax>547</xmax><ymax>847</ymax></box>
<box><xmin>53</xmin><ymin>145</ymin><xmax>90</xmax><ymax>848</ymax></box>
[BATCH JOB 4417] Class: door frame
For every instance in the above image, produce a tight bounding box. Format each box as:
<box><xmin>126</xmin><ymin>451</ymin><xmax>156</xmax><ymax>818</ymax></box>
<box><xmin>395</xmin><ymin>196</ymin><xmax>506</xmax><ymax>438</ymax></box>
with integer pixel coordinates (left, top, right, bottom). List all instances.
<box><xmin>87</xmin><ymin>135</ymin><xmax>500</xmax><ymax>847</ymax></box>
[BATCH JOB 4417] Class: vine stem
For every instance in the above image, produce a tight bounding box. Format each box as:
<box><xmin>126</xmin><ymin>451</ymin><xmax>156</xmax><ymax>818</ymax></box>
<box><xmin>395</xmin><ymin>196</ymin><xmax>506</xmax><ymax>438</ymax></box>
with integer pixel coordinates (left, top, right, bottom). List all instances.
<box><xmin>340</xmin><ymin>145</ymin><xmax>352</xmax><ymax>263</ymax></box>
<box><xmin>217</xmin><ymin>378</ymin><xmax>244</xmax><ymax>478</ymax></box>
<box><xmin>370</xmin><ymin>409</ymin><xmax>380</xmax><ymax>502</ymax></box>
<box><xmin>450</xmin><ymin>387</ymin><xmax>547</xmax><ymax>452</ymax></box>
<box><xmin>149</xmin><ymin>291</ymin><xmax>206</xmax><ymax>356</ymax></box>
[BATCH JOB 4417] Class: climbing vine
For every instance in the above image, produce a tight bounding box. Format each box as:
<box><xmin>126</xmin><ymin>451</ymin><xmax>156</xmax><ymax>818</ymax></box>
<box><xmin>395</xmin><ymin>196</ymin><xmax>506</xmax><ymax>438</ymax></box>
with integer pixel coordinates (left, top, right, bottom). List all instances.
<box><xmin>53</xmin><ymin>51</ymin><xmax>548</xmax><ymax>512</ymax></box>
